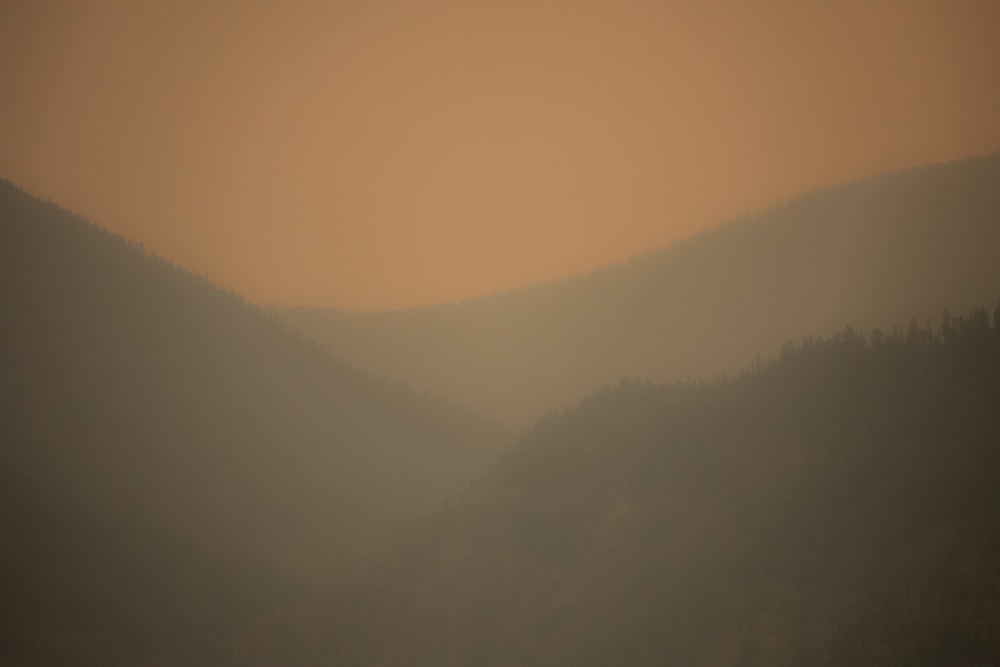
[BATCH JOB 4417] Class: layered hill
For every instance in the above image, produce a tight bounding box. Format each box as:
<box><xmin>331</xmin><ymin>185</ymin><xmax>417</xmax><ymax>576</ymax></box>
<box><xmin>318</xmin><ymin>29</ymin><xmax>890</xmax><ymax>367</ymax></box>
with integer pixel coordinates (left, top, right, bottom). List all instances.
<box><xmin>0</xmin><ymin>181</ymin><xmax>509</xmax><ymax>665</ymax></box>
<box><xmin>269</xmin><ymin>303</ymin><xmax>1000</xmax><ymax>666</ymax></box>
<box><xmin>275</xmin><ymin>152</ymin><xmax>1000</xmax><ymax>428</ymax></box>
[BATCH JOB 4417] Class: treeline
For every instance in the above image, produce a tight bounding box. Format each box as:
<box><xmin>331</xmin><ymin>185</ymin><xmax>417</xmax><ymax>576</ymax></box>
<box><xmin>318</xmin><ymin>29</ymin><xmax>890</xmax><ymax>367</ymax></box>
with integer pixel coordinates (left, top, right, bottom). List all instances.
<box><xmin>260</xmin><ymin>300</ymin><xmax>1000</xmax><ymax>666</ymax></box>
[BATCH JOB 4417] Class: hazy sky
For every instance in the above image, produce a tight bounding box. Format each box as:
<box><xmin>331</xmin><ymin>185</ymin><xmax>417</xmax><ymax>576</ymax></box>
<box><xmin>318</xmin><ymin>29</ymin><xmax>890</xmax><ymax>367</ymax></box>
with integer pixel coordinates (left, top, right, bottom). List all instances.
<box><xmin>3</xmin><ymin>0</ymin><xmax>999</xmax><ymax>311</ymax></box>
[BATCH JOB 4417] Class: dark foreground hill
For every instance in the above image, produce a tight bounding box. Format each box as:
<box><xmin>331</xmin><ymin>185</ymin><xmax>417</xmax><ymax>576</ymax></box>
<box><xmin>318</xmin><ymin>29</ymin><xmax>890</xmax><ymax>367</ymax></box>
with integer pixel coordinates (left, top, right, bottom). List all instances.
<box><xmin>275</xmin><ymin>152</ymin><xmax>1000</xmax><ymax>428</ymax></box>
<box><xmin>0</xmin><ymin>181</ymin><xmax>509</xmax><ymax>665</ymax></box>
<box><xmin>265</xmin><ymin>302</ymin><xmax>1000</xmax><ymax>666</ymax></box>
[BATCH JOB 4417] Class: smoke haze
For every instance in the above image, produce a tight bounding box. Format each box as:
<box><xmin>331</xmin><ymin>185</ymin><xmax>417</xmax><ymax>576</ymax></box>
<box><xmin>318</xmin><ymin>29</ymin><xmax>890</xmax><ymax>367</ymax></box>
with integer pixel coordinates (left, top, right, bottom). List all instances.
<box><xmin>3</xmin><ymin>0</ymin><xmax>999</xmax><ymax>309</ymax></box>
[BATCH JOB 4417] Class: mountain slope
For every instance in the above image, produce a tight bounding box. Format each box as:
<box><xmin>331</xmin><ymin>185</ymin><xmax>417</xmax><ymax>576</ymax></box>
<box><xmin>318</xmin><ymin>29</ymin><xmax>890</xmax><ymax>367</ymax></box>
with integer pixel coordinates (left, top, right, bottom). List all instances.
<box><xmin>0</xmin><ymin>180</ymin><xmax>509</xmax><ymax>665</ymax></box>
<box><xmin>275</xmin><ymin>152</ymin><xmax>1000</xmax><ymax>427</ymax></box>
<box><xmin>273</xmin><ymin>302</ymin><xmax>1000</xmax><ymax>666</ymax></box>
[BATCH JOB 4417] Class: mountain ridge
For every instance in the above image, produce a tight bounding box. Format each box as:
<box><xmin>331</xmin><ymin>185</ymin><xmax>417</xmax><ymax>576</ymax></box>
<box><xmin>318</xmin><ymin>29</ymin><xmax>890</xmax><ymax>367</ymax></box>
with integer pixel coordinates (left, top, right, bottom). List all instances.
<box><xmin>274</xmin><ymin>151</ymin><xmax>1000</xmax><ymax>427</ymax></box>
<box><xmin>0</xmin><ymin>180</ymin><xmax>510</xmax><ymax>665</ymax></box>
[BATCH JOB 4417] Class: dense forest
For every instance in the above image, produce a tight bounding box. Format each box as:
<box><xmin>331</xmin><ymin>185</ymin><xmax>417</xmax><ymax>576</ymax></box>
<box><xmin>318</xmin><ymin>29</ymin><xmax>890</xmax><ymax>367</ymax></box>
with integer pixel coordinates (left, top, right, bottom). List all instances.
<box><xmin>259</xmin><ymin>303</ymin><xmax>1000</xmax><ymax>666</ymax></box>
<box><xmin>275</xmin><ymin>152</ymin><xmax>1000</xmax><ymax>428</ymax></box>
<box><xmin>0</xmin><ymin>180</ymin><xmax>509</xmax><ymax>665</ymax></box>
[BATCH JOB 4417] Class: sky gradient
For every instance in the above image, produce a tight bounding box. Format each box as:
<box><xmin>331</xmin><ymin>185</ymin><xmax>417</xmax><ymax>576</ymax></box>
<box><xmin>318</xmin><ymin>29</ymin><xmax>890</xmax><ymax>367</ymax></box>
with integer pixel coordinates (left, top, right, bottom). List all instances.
<box><xmin>3</xmin><ymin>0</ymin><xmax>999</xmax><ymax>311</ymax></box>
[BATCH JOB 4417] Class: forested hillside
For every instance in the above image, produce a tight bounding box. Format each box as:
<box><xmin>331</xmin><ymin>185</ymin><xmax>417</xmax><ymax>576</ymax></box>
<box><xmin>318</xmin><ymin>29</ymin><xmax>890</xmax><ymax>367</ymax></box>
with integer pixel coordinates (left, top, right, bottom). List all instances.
<box><xmin>276</xmin><ymin>153</ymin><xmax>1000</xmax><ymax>427</ymax></box>
<box><xmin>0</xmin><ymin>181</ymin><xmax>509</xmax><ymax>665</ymax></box>
<box><xmin>5</xmin><ymin>166</ymin><xmax>999</xmax><ymax>665</ymax></box>
<box><xmin>265</xmin><ymin>302</ymin><xmax>1000</xmax><ymax>666</ymax></box>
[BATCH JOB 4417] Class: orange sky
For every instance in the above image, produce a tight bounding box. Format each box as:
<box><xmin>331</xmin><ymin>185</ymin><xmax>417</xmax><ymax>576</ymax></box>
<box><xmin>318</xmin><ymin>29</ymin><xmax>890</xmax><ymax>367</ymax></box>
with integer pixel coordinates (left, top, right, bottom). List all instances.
<box><xmin>2</xmin><ymin>0</ymin><xmax>999</xmax><ymax>311</ymax></box>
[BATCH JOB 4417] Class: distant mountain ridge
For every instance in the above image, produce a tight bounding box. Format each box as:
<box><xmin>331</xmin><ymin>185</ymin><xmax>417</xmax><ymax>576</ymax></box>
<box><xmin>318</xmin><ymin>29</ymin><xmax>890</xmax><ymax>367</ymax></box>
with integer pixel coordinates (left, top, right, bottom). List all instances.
<box><xmin>274</xmin><ymin>152</ymin><xmax>1000</xmax><ymax>427</ymax></box>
